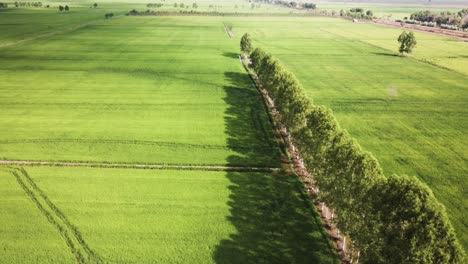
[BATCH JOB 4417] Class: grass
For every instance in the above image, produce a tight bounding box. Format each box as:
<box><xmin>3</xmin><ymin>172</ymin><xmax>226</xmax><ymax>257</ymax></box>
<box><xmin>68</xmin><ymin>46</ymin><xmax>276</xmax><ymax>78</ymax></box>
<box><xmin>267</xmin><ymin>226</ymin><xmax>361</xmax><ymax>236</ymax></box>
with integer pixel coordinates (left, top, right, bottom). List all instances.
<box><xmin>230</xmin><ymin>16</ymin><xmax>468</xmax><ymax>250</ymax></box>
<box><xmin>0</xmin><ymin>166</ymin><xmax>338</xmax><ymax>263</ymax></box>
<box><xmin>0</xmin><ymin>14</ymin><xmax>280</xmax><ymax>167</ymax></box>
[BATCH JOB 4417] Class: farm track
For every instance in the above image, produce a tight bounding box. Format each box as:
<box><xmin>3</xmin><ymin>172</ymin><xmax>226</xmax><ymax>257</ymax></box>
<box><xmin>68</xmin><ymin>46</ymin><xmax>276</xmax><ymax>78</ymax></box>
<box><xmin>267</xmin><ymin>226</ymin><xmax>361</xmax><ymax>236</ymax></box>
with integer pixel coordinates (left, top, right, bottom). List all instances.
<box><xmin>0</xmin><ymin>160</ymin><xmax>280</xmax><ymax>172</ymax></box>
<box><xmin>10</xmin><ymin>168</ymin><xmax>101</xmax><ymax>263</ymax></box>
<box><xmin>223</xmin><ymin>22</ymin><xmax>234</xmax><ymax>38</ymax></box>
<box><xmin>240</xmin><ymin>56</ymin><xmax>349</xmax><ymax>263</ymax></box>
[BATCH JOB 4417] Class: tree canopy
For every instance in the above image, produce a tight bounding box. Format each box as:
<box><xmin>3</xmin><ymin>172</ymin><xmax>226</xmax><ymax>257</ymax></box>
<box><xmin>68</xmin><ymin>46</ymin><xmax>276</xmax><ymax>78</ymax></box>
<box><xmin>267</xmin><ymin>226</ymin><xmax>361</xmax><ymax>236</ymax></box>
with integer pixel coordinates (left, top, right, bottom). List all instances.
<box><xmin>398</xmin><ymin>31</ymin><xmax>417</xmax><ymax>54</ymax></box>
<box><xmin>243</xmin><ymin>37</ymin><xmax>464</xmax><ymax>263</ymax></box>
<box><xmin>240</xmin><ymin>33</ymin><xmax>253</xmax><ymax>55</ymax></box>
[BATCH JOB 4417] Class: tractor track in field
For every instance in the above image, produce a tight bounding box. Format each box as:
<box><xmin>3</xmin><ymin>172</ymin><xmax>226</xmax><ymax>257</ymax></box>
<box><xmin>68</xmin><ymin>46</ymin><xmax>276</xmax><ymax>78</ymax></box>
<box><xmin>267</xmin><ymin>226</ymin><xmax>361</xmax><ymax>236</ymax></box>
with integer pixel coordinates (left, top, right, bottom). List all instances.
<box><xmin>223</xmin><ymin>22</ymin><xmax>234</xmax><ymax>38</ymax></box>
<box><xmin>10</xmin><ymin>168</ymin><xmax>101</xmax><ymax>264</ymax></box>
<box><xmin>0</xmin><ymin>160</ymin><xmax>280</xmax><ymax>172</ymax></box>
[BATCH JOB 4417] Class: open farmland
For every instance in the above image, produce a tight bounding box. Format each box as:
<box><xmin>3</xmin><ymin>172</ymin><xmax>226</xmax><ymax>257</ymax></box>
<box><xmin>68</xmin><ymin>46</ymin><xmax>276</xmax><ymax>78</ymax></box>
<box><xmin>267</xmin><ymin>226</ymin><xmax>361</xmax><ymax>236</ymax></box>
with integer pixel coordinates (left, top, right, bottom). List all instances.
<box><xmin>0</xmin><ymin>7</ymin><xmax>340</xmax><ymax>263</ymax></box>
<box><xmin>0</xmin><ymin>166</ymin><xmax>338</xmax><ymax>263</ymax></box>
<box><xmin>0</xmin><ymin>15</ymin><xmax>281</xmax><ymax>167</ymax></box>
<box><xmin>1</xmin><ymin>1</ymin><xmax>467</xmax><ymax>262</ymax></box>
<box><xmin>0</xmin><ymin>168</ymin><xmax>76</xmax><ymax>263</ymax></box>
<box><xmin>230</xmin><ymin>16</ymin><xmax>468</xmax><ymax>249</ymax></box>
<box><xmin>0</xmin><ymin>4</ymin><xmax>121</xmax><ymax>47</ymax></box>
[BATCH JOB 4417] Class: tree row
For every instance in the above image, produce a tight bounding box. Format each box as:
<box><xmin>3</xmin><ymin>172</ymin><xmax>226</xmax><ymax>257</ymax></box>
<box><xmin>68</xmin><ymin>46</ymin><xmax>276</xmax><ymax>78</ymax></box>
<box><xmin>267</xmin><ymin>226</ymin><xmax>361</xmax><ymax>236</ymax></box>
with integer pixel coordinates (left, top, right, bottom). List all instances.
<box><xmin>241</xmin><ymin>33</ymin><xmax>464</xmax><ymax>263</ymax></box>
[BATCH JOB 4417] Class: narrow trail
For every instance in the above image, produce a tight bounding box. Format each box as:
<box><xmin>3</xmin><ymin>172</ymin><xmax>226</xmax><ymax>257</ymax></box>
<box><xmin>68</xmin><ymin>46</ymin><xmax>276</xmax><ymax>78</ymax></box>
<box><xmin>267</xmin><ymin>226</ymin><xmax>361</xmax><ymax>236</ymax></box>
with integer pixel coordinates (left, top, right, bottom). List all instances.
<box><xmin>0</xmin><ymin>160</ymin><xmax>280</xmax><ymax>172</ymax></box>
<box><xmin>223</xmin><ymin>22</ymin><xmax>234</xmax><ymax>38</ymax></box>
<box><xmin>10</xmin><ymin>168</ymin><xmax>101</xmax><ymax>263</ymax></box>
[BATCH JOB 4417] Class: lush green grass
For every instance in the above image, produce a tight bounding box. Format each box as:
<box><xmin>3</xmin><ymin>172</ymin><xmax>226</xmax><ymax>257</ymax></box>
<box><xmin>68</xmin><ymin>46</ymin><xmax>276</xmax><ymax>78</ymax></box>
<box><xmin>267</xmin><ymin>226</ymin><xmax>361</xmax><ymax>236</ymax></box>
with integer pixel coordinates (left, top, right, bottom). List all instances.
<box><xmin>0</xmin><ymin>168</ymin><xmax>75</xmax><ymax>263</ymax></box>
<box><xmin>0</xmin><ymin>166</ymin><xmax>336</xmax><ymax>263</ymax></box>
<box><xmin>231</xmin><ymin>16</ymin><xmax>468</xmax><ymax>250</ymax></box>
<box><xmin>0</xmin><ymin>14</ymin><xmax>280</xmax><ymax>167</ymax></box>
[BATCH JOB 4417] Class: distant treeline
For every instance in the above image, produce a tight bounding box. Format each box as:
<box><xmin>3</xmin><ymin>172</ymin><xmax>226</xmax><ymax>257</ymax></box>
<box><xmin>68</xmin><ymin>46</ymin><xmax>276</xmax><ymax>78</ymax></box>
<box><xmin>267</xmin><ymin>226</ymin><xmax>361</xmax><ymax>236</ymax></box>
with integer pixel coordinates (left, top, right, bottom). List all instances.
<box><xmin>147</xmin><ymin>3</ymin><xmax>163</xmax><ymax>8</ymax></box>
<box><xmin>409</xmin><ymin>9</ymin><xmax>468</xmax><ymax>29</ymax></box>
<box><xmin>340</xmin><ymin>7</ymin><xmax>374</xmax><ymax>20</ymax></box>
<box><xmin>127</xmin><ymin>9</ymin><xmax>326</xmax><ymax>17</ymax></box>
<box><xmin>252</xmin><ymin>0</ymin><xmax>316</xmax><ymax>9</ymax></box>
<box><xmin>14</xmin><ymin>1</ymin><xmax>42</xmax><ymax>7</ymax></box>
<box><xmin>0</xmin><ymin>2</ymin><xmax>8</xmax><ymax>8</ymax></box>
<box><xmin>245</xmin><ymin>42</ymin><xmax>465</xmax><ymax>263</ymax></box>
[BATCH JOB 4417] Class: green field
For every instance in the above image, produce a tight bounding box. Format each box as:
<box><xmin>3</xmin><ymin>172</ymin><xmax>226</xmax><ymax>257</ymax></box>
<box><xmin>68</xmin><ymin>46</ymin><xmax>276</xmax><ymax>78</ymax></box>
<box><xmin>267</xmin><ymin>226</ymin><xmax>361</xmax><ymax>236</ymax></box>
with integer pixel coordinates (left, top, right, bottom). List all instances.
<box><xmin>0</xmin><ymin>166</ymin><xmax>338</xmax><ymax>263</ymax></box>
<box><xmin>0</xmin><ymin>168</ymin><xmax>76</xmax><ymax>263</ymax></box>
<box><xmin>0</xmin><ymin>6</ymin><xmax>341</xmax><ymax>263</ymax></box>
<box><xmin>230</xmin><ymin>16</ymin><xmax>468</xmax><ymax>249</ymax></box>
<box><xmin>1</xmin><ymin>1</ymin><xmax>467</xmax><ymax>262</ymax></box>
<box><xmin>0</xmin><ymin>14</ymin><xmax>281</xmax><ymax>167</ymax></box>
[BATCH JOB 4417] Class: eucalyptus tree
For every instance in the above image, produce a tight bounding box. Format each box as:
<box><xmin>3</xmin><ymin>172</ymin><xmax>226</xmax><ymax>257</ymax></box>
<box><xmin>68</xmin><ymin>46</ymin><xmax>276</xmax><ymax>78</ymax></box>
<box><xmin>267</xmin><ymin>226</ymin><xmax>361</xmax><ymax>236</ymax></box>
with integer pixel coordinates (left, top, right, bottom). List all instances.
<box><xmin>240</xmin><ymin>33</ymin><xmax>253</xmax><ymax>55</ymax></box>
<box><xmin>398</xmin><ymin>31</ymin><xmax>417</xmax><ymax>54</ymax></box>
<box><xmin>366</xmin><ymin>175</ymin><xmax>464</xmax><ymax>264</ymax></box>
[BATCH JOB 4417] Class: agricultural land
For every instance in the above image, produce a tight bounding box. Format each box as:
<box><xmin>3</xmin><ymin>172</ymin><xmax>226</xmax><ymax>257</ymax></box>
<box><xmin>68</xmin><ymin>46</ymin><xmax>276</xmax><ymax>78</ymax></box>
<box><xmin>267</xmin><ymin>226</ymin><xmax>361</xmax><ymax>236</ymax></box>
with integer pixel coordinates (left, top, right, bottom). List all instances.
<box><xmin>0</xmin><ymin>0</ymin><xmax>467</xmax><ymax>263</ymax></box>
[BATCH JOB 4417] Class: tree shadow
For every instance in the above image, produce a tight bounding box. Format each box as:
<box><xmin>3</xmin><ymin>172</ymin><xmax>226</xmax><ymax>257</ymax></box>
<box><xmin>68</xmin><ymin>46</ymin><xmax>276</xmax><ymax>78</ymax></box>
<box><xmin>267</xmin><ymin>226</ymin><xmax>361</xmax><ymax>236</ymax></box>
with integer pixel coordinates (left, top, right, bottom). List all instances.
<box><xmin>223</xmin><ymin>71</ymin><xmax>280</xmax><ymax>168</ymax></box>
<box><xmin>222</xmin><ymin>52</ymin><xmax>240</xmax><ymax>59</ymax></box>
<box><xmin>371</xmin><ymin>52</ymin><xmax>399</xmax><ymax>57</ymax></box>
<box><xmin>214</xmin><ymin>71</ymin><xmax>338</xmax><ymax>263</ymax></box>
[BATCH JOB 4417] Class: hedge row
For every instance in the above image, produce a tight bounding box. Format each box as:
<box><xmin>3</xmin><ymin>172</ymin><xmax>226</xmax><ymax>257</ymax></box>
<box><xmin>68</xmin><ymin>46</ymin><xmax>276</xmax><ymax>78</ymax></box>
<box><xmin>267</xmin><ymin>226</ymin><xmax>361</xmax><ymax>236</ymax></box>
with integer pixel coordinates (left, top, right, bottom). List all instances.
<box><xmin>248</xmin><ymin>45</ymin><xmax>465</xmax><ymax>263</ymax></box>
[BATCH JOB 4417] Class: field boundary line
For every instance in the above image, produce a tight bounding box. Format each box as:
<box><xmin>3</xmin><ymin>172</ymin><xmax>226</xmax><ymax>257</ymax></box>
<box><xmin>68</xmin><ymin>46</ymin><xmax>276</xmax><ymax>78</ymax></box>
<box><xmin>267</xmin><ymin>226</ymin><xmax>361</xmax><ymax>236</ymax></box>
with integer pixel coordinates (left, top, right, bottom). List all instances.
<box><xmin>0</xmin><ymin>160</ymin><xmax>280</xmax><ymax>172</ymax></box>
<box><xmin>10</xmin><ymin>168</ymin><xmax>102</xmax><ymax>263</ymax></box>
<box><xmin>0</xmin><ymin>138</ymin><xmax>277</xmax><ymax>152</ymax></box>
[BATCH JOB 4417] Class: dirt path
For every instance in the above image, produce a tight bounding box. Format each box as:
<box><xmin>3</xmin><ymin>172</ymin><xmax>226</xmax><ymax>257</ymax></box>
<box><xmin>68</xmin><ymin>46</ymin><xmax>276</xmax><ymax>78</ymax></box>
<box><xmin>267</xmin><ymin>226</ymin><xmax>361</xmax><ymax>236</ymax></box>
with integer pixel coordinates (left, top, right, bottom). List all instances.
<box><xmin>0</xmin><ymin>160</ymin><xmax>279</xmax><ymax>172</ymax></box>
<box><xmin>373</xmin><ymin>19</ymin><xmax>468</xmax><ymax>41</ymax></box>
<box><xmin>223</xmin><ymin>22</ymin><xmax>234</xmax><ymax>38</ymax></box>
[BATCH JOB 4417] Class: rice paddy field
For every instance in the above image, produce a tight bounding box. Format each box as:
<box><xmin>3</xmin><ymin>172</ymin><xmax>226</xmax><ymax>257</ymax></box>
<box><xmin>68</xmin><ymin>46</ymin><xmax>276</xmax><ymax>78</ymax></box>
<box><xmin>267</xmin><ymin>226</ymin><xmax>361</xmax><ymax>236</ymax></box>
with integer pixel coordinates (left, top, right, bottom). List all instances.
<box><xmin>0</xmin><ymin>6</ymin><xmax>339</xmax><ymax>263</ymax></box>
<box><xmin>230</xmin><ymin>16</ymin><xmax>468</xmax><ymax>249</ymax></box>
<box><xmin>1</xmin><ymin>1</ymin><xmax>467</xmax><ymax>262</ymax></box>
<box><xmin>0</xmin><ymin>14</ymin><xmax>283</xmax><ymax>167</ymax></box>
<box><xmin>0</xmin><ymin>166</ymin><xmax>338</xmax><ymax>263</ymax></box>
